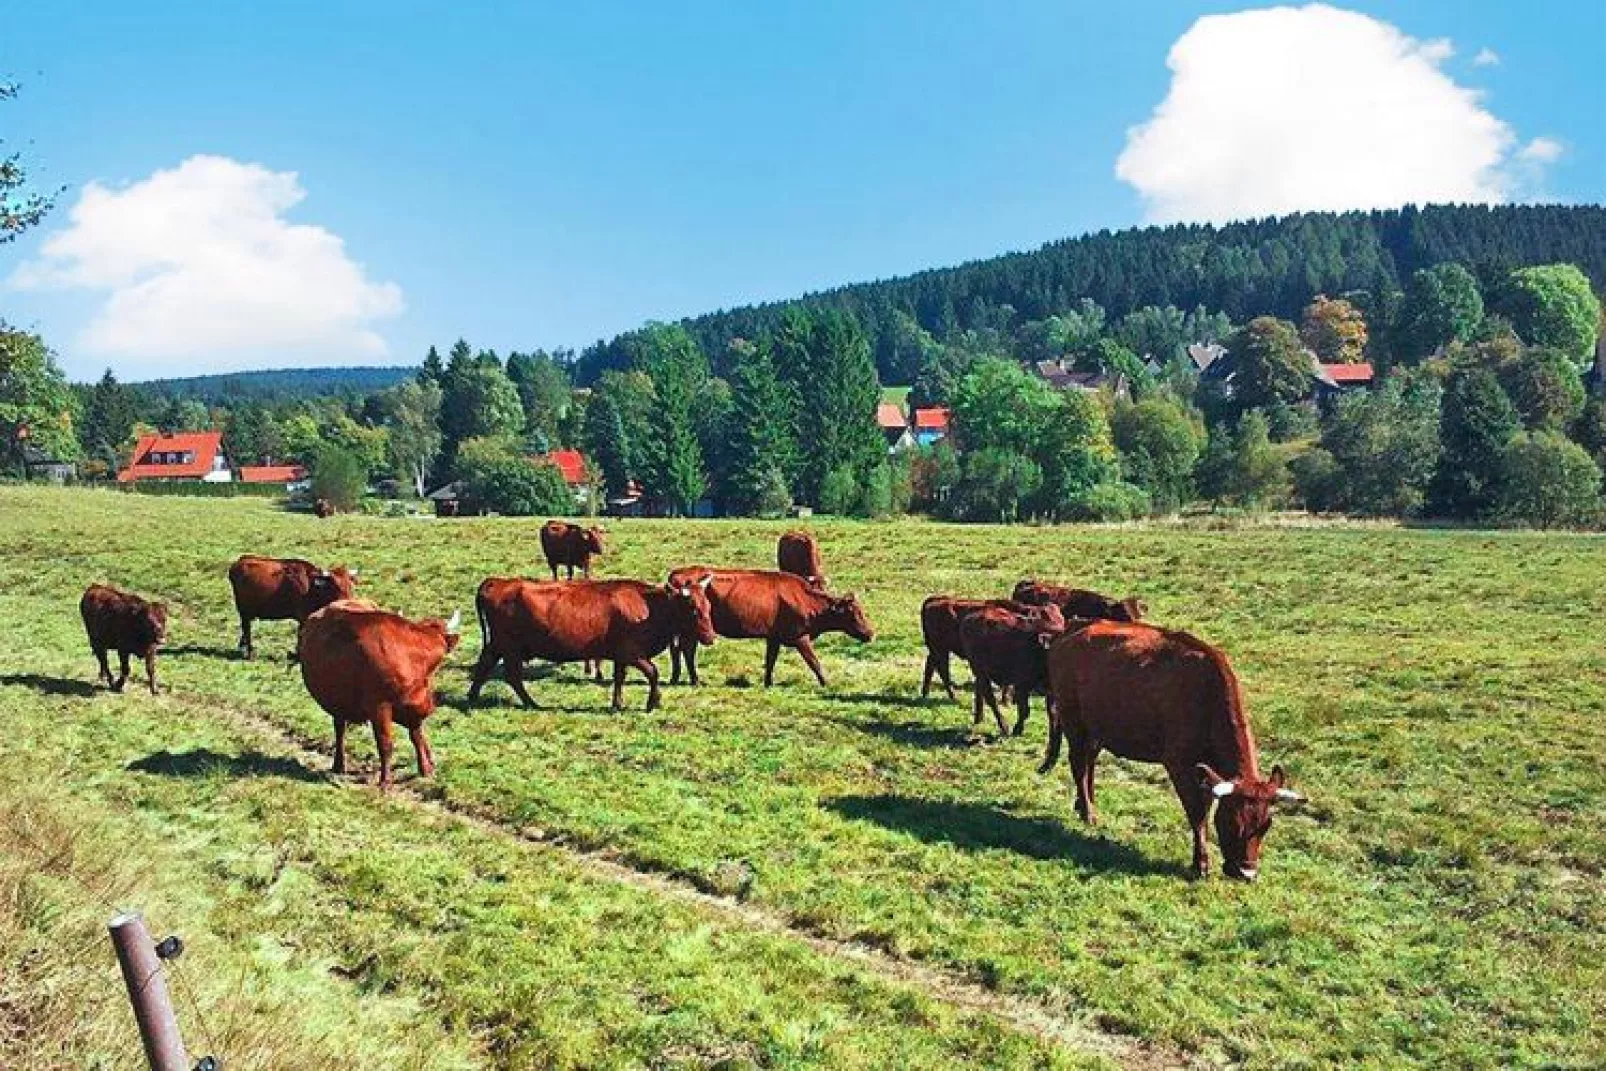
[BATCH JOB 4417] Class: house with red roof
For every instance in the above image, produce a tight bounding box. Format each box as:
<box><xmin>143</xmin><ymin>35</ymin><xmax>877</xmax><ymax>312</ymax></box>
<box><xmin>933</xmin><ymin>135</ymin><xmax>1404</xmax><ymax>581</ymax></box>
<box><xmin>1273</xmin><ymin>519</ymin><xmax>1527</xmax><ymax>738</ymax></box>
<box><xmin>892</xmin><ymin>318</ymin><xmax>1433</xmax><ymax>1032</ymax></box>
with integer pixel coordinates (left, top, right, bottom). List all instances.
<box><xmin>911</xmin><ymin>406</ymin><xmax>950</xmax><ymax>447</ymax></box>
<box><xmin>118</xmin><ymin>431</ymin><xmax>232</xmax><ymax>483</ymax></box>
<box><xmin>1313</xmin><ymin>362</ymin><xmax>1375</xmax><ymax>404</ymax></box>
<box><xmin>876</xmin><ymin>402</ymin><xmax>914</xmax><ymax>451</ymax></box>
<box><xmin>541</xmin><ymin>448</ymin><xmax>589</xmax><ymax>487</ymax></box>
<box><xmin>238</xmin><ymin>464</ymin><xmax>308</xmax><ymax>487</ymax></box>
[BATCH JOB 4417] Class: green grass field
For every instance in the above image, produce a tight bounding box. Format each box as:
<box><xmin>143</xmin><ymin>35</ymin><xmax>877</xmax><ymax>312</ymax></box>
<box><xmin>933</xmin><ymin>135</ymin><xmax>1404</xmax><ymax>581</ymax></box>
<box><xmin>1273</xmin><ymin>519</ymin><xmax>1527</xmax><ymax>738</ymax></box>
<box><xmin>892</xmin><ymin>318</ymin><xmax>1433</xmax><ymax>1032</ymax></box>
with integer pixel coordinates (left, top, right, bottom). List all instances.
<box><xmin>2</xmin><ymin>485</ymin><xmax>1602</xmax><ymax>1068</ymax></box>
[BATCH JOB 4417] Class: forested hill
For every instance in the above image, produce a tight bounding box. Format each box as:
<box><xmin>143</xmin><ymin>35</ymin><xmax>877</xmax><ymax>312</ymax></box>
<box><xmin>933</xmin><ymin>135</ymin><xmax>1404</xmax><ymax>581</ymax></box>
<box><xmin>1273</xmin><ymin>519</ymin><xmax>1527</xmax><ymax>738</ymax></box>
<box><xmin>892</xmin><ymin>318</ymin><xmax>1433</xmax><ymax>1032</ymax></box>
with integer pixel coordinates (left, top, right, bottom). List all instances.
<box><xmin>578</xmin><ymin>203</ymin><xmax>1606</xmax><ymax>384</ymax></box>
<box><xmin>134</xmin><ymin>365</ymin><xmax>417</xmax><ymax>404</ymax></box>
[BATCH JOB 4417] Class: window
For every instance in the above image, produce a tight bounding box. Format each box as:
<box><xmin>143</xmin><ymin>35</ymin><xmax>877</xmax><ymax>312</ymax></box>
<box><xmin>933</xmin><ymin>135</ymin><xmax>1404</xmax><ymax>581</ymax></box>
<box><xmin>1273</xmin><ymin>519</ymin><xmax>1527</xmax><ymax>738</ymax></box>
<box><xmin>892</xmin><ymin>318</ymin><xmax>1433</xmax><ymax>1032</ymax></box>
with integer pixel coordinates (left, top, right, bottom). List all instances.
<box><xmin>182</xmin><ymin>451</ymin><xmax>195</xmax><ymax>464</ymax></box>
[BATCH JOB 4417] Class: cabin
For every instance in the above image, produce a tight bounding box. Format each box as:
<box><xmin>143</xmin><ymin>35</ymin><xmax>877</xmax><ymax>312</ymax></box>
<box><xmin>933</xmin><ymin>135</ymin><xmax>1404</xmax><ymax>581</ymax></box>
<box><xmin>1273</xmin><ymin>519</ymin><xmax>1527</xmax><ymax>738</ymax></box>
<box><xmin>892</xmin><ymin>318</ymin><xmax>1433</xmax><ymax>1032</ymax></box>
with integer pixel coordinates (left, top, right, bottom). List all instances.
<box><xmin>238</xmin><ymin>464</ymin><xmax>307</xmax><ymax>489</ymax></box>
<box><xmin>118</xmin><ymin>431</ymin><xmax>231</xmax><ymax>483</ymax></box>
<box><xmin>1313</xmin><ymin>362</ymin><xmax>1375</xmax><ymax>405</ymax></box>
<box><xmin>877</xmin><ymin>402</ymin><xmax>914</xmax><ymax>451</ymax></box>
<box><xmin>20</xmin><ymin>443</ymin><xmax>76</xmax><ymax>483</ymax></box>
<box><xmin>911</xmin><ymin>407</ymin><xmax>951</xmax><ymax>447</ymax></box>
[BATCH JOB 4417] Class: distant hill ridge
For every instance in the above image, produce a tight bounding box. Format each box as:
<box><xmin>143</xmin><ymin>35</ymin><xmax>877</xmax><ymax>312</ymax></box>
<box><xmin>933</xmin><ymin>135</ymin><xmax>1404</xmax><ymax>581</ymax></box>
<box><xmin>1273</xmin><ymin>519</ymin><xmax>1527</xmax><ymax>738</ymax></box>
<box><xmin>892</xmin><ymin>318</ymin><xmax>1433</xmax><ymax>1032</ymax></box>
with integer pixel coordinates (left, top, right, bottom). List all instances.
<box><xmin>134</xmin><ymin>365</ymin><xmax>417</xmax><ymax>403</ymax></box>
<box><xmin>579</xmin><ymin>202</ymin><xmax>1606</xmax><ymax>382</ymax></box>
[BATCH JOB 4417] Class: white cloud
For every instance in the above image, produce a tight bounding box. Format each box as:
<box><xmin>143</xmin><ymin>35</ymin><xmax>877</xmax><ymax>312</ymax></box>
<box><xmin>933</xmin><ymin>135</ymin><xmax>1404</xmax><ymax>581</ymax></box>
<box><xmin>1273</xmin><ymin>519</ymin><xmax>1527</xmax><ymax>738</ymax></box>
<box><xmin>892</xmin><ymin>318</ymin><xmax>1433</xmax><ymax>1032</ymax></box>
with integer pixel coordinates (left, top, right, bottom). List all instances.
<box><xmin>9</xmin><ymin>155</ymin><xmax>403</xmax><ymax>373</ymax></box>
<box><xmin>1519</xmin><ymin>136</ymin><xmax>1563</xmax><ymax>163</ymax></box>
<box><xmin>1473</xmin><ymin>47</ymin><xmax>1500</xmax><ymax>67</ymax></box>
<box><xmin>1115</xmin><ymin>5</ymin><xmax>1554</xmax><ymax>223</ymax></box>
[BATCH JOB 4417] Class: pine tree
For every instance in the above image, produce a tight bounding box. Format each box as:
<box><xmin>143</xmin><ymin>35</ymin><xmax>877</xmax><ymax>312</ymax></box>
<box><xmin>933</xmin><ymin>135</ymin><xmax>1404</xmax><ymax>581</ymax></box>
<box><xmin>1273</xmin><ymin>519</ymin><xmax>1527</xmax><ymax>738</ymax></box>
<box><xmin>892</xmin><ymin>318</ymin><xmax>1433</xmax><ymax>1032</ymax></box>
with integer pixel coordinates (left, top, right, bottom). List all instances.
<box><xmin>583</xmin><ymin>391</ymin><xmax>632</xmax><ymax>498</ymax></box>
<box><xmin>775</xmin><ymin>308</ymin><xmax>883</xmax><ymax>506</ymax></box>
<box><xmin>79</xmin><ymin>369</ymin><xmax>138</xmax><ymax>463</ymax></box>
<box><xmin>1430</xmin><ymin>367</ymin><xmax>1521</xmax><ymax>518</ymax></box>
<box><xmin>636</xmin><ymin>325</ymin><xmax>709</xmax><ymax>514</ymax></box>
<box><xmin>418</xmin><ymin>345</ymin><xmax>444</xmax><ymax>386</ymax></box>
<box><xmin>724</xmin><ymin>340</ymin><xmax>799</xmax><ymax>513</ymax></box>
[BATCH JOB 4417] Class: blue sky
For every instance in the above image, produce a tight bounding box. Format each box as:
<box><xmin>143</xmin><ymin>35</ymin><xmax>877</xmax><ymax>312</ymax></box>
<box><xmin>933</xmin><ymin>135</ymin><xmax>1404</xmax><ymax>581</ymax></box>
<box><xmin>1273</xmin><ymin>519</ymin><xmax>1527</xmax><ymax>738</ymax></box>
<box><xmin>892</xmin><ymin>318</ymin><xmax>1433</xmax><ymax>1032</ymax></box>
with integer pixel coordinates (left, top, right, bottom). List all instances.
<box><xmin>3</xmin><ymin>1</ymin><xmax>1602</xmax><ymax>381</ymax></box>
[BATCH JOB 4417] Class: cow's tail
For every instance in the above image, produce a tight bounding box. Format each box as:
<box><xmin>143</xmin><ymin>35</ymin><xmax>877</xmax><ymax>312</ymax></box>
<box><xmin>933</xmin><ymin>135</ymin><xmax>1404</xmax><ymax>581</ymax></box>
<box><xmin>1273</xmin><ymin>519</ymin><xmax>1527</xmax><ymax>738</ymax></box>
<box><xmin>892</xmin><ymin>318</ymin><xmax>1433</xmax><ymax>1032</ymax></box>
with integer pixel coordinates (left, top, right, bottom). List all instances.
<box><xmin>475</xmin><ymin>584</ymin><xmax>492</xmax><ymax>656</ymax></box>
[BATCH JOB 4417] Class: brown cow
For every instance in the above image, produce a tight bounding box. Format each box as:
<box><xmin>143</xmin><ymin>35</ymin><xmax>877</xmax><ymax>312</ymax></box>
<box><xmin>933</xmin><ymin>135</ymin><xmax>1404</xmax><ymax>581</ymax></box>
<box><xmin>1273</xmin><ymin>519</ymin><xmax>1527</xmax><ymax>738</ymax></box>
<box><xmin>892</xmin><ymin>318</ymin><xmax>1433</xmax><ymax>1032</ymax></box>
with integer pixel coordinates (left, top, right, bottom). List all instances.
<box><xmin>469</xmin><ymin>577</ymin><xmax>715</xmax><ymax>712</ymax></box>
<box><xmin>1012</xmin><ymin>580</ymin><xmax>1145</xmax><ymax>623</ymax></box>
<box><xmin>298</xmin><ymin>600</ymin><xmax>461</xmax><ymax>790</ymax></box>
<box><xmin>228</xmin><ymin>555</ymin><xmax>357</xmax><ymax>659</ymax></box>
<box><xmin>957</xmin><ymin>603</ymin><xmax>1067</xmax><ymax>736</ymax></box>
<box><xmin>314</xmin><ymin>498</ymin><xmax>335</xmax><ymax>518</ymax></box>
<box><xmin>776</xmin><ymin>530</ymin><xmax>825</xmax><ymax>587</ymax></box>
<box><xmin>80</xmin><ymin>584</ymin><xmax>168</xmax><ymax>695</ymax></box>
<box><xmin>919</xmin><ymin>596</ymin><xmax>1064</xmax><ymax>701</ymax></box>
<box><xmin>1041</xmin><ymin>621</ymin><xmax>1305</xmax><ymax>880</ymax></box>
<box><xmin>667</xmin><ymin>568</ymin><xmax>874</xmax><ymax>687</ymax></box>
<box><xmin>540</xmin><ymin>520</ymin><xmax>606</xmax><ymax>580</ymax></box>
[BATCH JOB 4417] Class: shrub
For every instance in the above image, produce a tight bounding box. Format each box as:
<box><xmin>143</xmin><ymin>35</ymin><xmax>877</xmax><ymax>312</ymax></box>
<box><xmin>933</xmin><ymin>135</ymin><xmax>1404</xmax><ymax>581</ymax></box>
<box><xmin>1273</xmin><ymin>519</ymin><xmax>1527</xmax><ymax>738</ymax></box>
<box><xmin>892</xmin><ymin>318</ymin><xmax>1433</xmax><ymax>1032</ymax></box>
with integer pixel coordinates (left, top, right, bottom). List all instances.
<box><xmin>909</xmin><ymin>442</ymin><xmax>959</xmax><ymax>513</ymax></box>
<box><xmin>1290</xmin><ymin>447</ymin><xmax>1344</xmax><ymax>512</ymax></box>
<box><xmin>817</xmin><ymin>466</ymin><xmax>861</xmax><ymax>516</ymax></box>
<box><xmin>749</xmin><ymin>465</ymin><xmax>793</xmax><ymax>518</ymax></box>
<box><xmin>1111</xmin><ymin>395</ymin><xmax>1203</xmax><ymax>513</ymax></box>
<box><xmin>1495</xmin><ymin>432</ymin><xmax>1602</xmax><ymax>529</ymax></box>
<box><xmin>1500</xmin><ymin>346</ymin><xmax>1585</xmax><ymax>431</ymax></box>
<box><xmin>457</xmin><ymin>437</ymin><xmax>573</xmax><ymax>516</ymax></box>
<box><xmin>856</xmin><ymin>461</ymin><xmax>893</xmax><ymax>518</ymax></box>
<box><xmin>945</xmin><ymin>448</ymin><xmax>1042</xmax><ymax>523</ymax></box>
<box><xmin>311</xmin><ymin>445</ymin><xmax>366</xmax><ymax>511</ymax></box>
<box><xmin>1061</xmin><ymin>481</ymin><xmax>1151</xmax><ymax>522</ymax></box>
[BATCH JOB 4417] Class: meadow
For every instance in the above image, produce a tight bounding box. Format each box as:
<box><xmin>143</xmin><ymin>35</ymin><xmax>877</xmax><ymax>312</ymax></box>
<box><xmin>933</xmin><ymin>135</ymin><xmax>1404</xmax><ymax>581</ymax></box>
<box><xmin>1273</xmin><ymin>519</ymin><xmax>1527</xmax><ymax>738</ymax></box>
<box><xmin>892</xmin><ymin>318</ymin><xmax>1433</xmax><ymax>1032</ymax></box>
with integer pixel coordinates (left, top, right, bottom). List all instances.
<box><xmin>1</xmin><ymin>484</ymin><xmax>1602</xmax><ymax>1069</ymax></box>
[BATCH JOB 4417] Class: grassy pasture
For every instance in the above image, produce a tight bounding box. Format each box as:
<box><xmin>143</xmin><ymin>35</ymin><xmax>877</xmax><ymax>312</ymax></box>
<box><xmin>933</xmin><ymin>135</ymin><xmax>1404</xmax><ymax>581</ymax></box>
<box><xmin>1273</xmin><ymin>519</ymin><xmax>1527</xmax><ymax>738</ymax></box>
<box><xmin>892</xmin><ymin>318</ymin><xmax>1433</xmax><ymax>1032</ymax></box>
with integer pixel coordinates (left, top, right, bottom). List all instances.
<box><xmin>0</xmin><ymin>485</ymin><xmax>1602</xmax><ymax>1068</ymax></box>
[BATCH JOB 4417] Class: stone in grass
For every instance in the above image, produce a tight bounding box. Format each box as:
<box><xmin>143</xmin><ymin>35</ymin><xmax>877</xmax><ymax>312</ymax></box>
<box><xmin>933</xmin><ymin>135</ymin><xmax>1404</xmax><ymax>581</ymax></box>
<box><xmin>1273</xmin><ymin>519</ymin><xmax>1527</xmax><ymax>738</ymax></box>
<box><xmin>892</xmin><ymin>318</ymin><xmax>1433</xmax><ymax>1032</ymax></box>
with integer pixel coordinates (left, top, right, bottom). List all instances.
<box><xmin>704</xmin><ymin>858</ymin><xmax>757</xmax><ymax>900</ymax></box>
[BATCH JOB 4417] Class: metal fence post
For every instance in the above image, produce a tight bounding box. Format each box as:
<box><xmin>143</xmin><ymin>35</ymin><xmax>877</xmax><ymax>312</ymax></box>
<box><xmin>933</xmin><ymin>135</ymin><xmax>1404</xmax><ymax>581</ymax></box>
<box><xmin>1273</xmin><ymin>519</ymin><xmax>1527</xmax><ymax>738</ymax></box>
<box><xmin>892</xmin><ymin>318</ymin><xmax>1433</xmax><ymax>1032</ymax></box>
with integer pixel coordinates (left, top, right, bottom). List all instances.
<box><xmin>108</xmin><ymin>912</ymin><xmax>190</xmax><ymax>1071</ymax></box>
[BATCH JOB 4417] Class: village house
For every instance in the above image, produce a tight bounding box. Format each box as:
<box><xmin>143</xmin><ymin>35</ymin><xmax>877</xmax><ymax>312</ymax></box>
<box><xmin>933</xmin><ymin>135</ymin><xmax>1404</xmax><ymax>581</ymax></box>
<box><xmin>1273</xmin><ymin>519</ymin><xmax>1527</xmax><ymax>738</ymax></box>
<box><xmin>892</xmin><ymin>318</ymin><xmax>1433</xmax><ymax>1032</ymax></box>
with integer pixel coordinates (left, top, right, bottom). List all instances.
<box><xmin>876</xmin><ymin>402</ymin><xmax>914</xmax><ymax>451</ymax></box>
<box><xmin>118</xmin><ymin>431</ymin><xmax>232</xmax><ymax>483</ymax></box>
<box><xmin>911</xmin><ymin>406</ymin><xmax>950</xmax><ymax>447</ymax></box>
<box><xmin>238</xmin><ymin>464</ymin><xmax>308</xmax><ymax>490</ymax></box>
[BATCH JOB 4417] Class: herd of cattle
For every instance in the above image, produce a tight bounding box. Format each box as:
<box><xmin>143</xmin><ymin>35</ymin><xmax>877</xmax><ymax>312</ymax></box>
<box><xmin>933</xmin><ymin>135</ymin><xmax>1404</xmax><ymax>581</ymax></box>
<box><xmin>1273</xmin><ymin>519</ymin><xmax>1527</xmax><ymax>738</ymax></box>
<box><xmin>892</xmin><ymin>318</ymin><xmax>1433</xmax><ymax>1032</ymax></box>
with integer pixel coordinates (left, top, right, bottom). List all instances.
<box><xmin>76</xmin><ymin>520</ymin><xmax>1305</xmax><ymax>880</ymax></box>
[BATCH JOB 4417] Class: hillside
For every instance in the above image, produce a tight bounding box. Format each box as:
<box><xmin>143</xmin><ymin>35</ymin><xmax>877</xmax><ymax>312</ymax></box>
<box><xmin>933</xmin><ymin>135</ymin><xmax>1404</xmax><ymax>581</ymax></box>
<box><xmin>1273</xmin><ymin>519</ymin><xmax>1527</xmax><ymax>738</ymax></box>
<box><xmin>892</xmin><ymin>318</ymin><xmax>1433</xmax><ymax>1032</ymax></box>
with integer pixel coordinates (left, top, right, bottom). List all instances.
<box><xmin>134</xmin><ymin>365</ymin><xmax>417</xmax><ymax>403</ymax></box>
<box><xmin>579</xmin><ymin>203</ymin><xmax>1606</xmax><ymax>383</ymax></box>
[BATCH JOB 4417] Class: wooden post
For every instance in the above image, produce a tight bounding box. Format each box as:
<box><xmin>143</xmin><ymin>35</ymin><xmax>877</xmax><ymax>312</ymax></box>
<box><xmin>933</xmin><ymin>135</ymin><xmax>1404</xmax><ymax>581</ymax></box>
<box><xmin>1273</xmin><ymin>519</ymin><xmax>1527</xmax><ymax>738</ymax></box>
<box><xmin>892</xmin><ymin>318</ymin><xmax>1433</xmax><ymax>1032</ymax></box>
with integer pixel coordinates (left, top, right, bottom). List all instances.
<box><xmin>108</xmin><ymin>913</ymin><xmax>190</xmax><ymax>1071</ymax></box>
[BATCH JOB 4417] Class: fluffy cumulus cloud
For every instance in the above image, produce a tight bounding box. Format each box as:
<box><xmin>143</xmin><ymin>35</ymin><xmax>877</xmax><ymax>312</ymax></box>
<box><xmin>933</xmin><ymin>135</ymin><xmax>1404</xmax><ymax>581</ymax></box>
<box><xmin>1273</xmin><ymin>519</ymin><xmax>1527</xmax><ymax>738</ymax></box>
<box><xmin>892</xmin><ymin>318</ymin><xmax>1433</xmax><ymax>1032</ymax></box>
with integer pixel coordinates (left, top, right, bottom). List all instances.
<box><xmin>1115</xmin><ymin>5</ymin><xmax>1558</xmax><ymax>223</ymax></box>
<box><xmin>1472</xmin><ymin>47</ymin><xmax>1500</xmax><ymax>67</ymax></box>
<box><xmin>9</xmin><ymin>155</ymin><xmax>402</xmax><ymax>371</ymax></box>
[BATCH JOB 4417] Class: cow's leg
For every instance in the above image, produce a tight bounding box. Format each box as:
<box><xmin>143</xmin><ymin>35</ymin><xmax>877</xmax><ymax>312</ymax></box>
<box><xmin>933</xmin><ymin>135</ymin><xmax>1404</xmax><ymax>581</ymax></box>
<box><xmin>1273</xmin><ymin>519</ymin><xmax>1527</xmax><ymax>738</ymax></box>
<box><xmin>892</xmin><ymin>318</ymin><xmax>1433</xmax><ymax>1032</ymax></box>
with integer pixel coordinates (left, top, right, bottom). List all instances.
<box><xmin>685</xmin><ymin>641</ymin><xmax>700</xmax><ymax>686</ymax></box>
<box><xmin>408</xmin><ymin>724</ymin><xmax>435</xmax><ymax>777</ymax></box>
<box><xmin>1166</xmin><ymin>764</ymin><xmax>1212</xmax><ymax>878</ymax></box>
<box><xmin>332</xmin><ymin>718</ymin><xmax>348</xmax><ymax>775</ymax></box>
<box><xmin>93</xmin><ymin>645</ymin><xmax>113</xmax><ymax>688</ymax></box>
<box><xmin>371</xmin><ymin>710</ymin><xmax>396</xmax><ymax>791</ymax></box>
<box><xmin>795</xmin><ymin>636</ymin><xmax>827</xmax><ymax>687</ymax></box>
<box><xmin>1038</xmin><ymin>715</ymin><xmax>1064</xmax><ymax>774</ymax></box>
<box><xmin>670</xmin><ymin>637</ymin><xmax>684</xmax><ymax>685</ymax></box>
<box><xmin>919</xmin><ymin>651</ymin><xmax>936</xmax><ymax>698</ymax></box>
<box><xmin>466</xmin><ymin>645</ymin><xmax>501</xmax><ymax>704</ymax></box>
<box><xmin>114</xmin><ymin>651</ymin><xmax>130</xmax><ymax>693</ymax></box>
<box><xmin>763</xmin><ymin>638</ymin><xmax>782</xmax><ymax>687</ymax></box>
<box><xmin>979</xmin><ymin>677</ymin><xmax>1009</xmax><ymax>735</ymax></box>
<box><xmin>610</xmin><ymin>660</ymin><xmax>628</xmax><ymax>710</ymax></box>
<box><xmin>144</xmin><ymin>650</ymin><xmax>160</xmax><ymax>696</ymax></box>
<box><xmin>633</xmin><ymin>658</ymin><xmax>662</xmax><ymax>712</ymax></box>
<box><xmin>1010</xmin><ymin>686</ymin><xmax>1031</xmax><ymax>736</ymax></box>
<box><xmin>970</xmin><ymin>675</ymin><xmax>986</xmax><ymax>726</ymax></box>
<box><xmin>938</xmin><ymin>652</ymin><xmax>958</xmax><ymax>702</ymax></box>
<box><xmin>503</xmin><ymin>657</ymin><xmax>537</xmax><ymax>709</ymax></box>
<box><xmin>238</xmin><ymin>615</ymin><xmax>253</xmax><ymax>660</ymax></box>
<box><xmin>1068</xmin><ymin>734</ymin><xmax>1098</xmax><ymax>824</ymax></box>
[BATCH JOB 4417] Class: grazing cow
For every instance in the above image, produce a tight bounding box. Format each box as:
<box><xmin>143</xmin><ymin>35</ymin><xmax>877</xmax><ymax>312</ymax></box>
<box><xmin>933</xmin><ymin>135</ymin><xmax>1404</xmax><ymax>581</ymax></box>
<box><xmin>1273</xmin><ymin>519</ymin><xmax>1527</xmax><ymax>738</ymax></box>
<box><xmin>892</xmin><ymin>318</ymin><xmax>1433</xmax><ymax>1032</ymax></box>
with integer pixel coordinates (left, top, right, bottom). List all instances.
<box><xmin>79</xmin><ymin>584</ymin><xmax>169</xmax><ymax>695</ymax></box>
<box><xmin>776</xmin><ymin>530</ymin><xmax>825</xmax><ymax>587</ymax></box>
<box><xmin>298</xmin><ymin>600</ymin><xmax>461</xmax><ymax>790</ymax></box>
<box><xmin>540</xmin><ymin>520</ymin><xmax>606</xmax><ymax>580</ymax></box>
<box><xmin>314</xmin><ymin>498</ymin><xmax>335</xmax><ymax>518</ymax></box>
<box><xmin>1041</xmin><ymin>621</ymin><xmax>1305</xmax><ymax>880</ymax></box>
<box><xmin>957</xmin><ymin>603</ymin><xmax>1067</xmax><ymax>736</ymax></box>
<box><xmin>1012</xmin><ymin>580</ymin><xmax>1145</xmax><ymax>623</ymax></box>
<box><xmin>919</xmin><ymin>596</ymin><xmax>1065</xmax><ymax>701</ymax></box>
<box><xmin>666</xmin><ymin>568</ymin><xmax>874</xmax><ymax>687</ymax></box>
<box><xmin>228</xmin><ymin>555</ymin><xmax>357</xmax><ymax>659</ymax></box>
<box><xmin>469</xmin><ymin>577</ymin><xmax>716</xmax><ymax>712</ymax></box>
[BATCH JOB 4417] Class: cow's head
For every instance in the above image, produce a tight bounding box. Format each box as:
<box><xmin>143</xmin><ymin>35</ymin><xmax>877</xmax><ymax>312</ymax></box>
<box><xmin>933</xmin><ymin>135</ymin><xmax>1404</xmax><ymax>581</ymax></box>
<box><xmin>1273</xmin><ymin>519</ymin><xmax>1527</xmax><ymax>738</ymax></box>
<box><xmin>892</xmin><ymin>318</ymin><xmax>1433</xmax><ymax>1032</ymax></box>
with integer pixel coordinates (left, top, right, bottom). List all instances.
<box><xmin>1198</xmin><ymin>763</ymin><xmax>1305</xmax><ymax>881</ymax></box>
<box><xmin>307</xmin><ymin>567</ymin><xmax>358</xmax><ymax>616</ymax></box>
<box><xmin>441</xmin><ymin>610</ymin><xmax>463</xmax><ymax>653</ymax></box>
<box><xmin>584</xmin><ymin>526</ymin><xmax>607</xmax><ymax>556</ymax></box>
<box><xmin>665</xmin><ymin>574</ymin><xmax>717</xmax><ymax>646</ymax></box>
<box><xmin>825</xmin><ymin>593</ymin><xmax>875</xmax><ymax>643</ymax></box>
<box><xmin>1114</xmin><ymin>596</ymin><xmax>1146</xmax><ymax>622</ymax></box>
<box><xmin>138</xmin><ymin>601</ymin><xmax>169</xmax><ymax>649</ymax></box>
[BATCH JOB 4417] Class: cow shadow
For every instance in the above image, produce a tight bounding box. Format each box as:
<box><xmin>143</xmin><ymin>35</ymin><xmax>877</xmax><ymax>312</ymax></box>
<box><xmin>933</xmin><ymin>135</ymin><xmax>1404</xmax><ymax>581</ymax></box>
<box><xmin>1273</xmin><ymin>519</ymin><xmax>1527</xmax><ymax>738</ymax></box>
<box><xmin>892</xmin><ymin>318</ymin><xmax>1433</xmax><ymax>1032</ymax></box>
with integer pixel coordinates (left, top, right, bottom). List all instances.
<box><xmin>127</xmin><ymin>748</ymin><xmax>326</xmax><ymax>784</ymax></box>
<box><xmin>0</xmin><ymin>673</ymin><xmax>99</xmax><ymax>698</ymax></box>
<box><xmin>829</xmin><ymin>691</ymin><xmax>942</xmax><ymax>710</ymax></box>
<box><xmin>822</xmin><ymin>794</ymin><xmax>1179</xmax><ymax>876</ymax></box>
<box><xmin>164</xmin><ymin>644</ymin><xmax>246</xmax><ymax>661</ymax></box>
<box><xmin>827</xmin><ymin>715</ymin><xmax>981</xmax><ymax>750</ymax></box>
